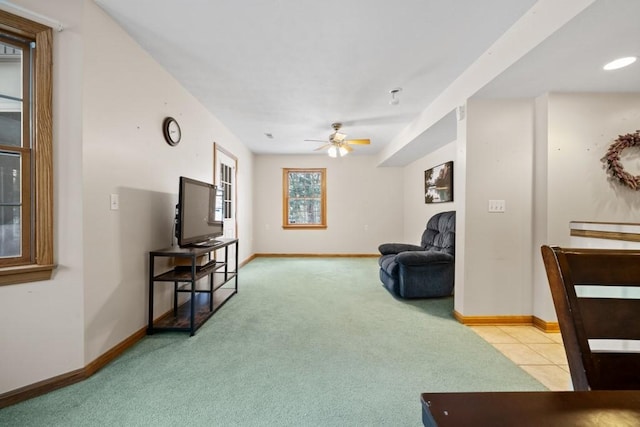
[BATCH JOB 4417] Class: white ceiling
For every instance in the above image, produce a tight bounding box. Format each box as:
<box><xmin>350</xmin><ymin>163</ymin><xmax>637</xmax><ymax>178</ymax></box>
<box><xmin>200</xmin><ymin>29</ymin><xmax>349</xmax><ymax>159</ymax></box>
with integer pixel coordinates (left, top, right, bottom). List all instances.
<box><xmin>474</xmin><ymin>0</ymin><xmax>640</xmax><ymax>98</ymax></box>
<box><xmin>94</xmin><ymin>0</ymin><xmax>640</xmax><ymax>162</ymax></box>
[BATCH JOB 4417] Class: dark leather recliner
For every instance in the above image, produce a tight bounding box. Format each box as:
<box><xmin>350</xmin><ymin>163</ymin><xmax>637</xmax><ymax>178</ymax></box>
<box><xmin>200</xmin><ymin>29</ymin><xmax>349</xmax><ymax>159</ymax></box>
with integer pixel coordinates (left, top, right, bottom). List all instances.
<box><xmin>378</xmin><ymin>211</ymin><xmax>455</xmax><ymax>298</ymax></box>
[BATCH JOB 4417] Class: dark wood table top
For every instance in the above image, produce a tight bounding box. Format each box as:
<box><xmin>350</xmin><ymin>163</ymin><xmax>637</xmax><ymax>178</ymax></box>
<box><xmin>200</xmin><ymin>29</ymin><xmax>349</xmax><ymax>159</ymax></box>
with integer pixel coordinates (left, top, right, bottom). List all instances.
<box><xmin>421</xmin><ymin>390</ymin><xmax>640</xmax><ymax>426</ymax></box>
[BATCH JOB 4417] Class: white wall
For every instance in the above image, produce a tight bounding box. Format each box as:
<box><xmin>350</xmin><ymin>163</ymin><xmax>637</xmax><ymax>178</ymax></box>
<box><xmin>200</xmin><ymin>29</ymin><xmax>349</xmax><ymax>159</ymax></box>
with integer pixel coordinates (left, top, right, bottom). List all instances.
<box><xmin>456</xmin><ymin>93</ymin><xmax>640</xmax><ymax>321</ymax></box>
<box><xmin>0</xmin><ymin>0</ymin><xmax>86</xmax><ymax>394</ymax></box>
<box><xmin>546</xmin><ymin>93</ymin><xmax>640</xmax><ymax>238</ymax></box>
<box><xmin>532</xmin><ymin>92</ymin><xmax>640</xmax><ymax>321</ymax></box>
<box><xmin>253</xmin><ymin>155</ymin><xmax>403</xmax><ymax>254</ymax></box>
<box><xmin>402</xmin><ymin>141</ymin><xmax>458</xmax><ymax>244</ymax></box>
<box><xmin>0</xmin><ymin>0</ymin><xmax>254</xmax><ymax>394</ymax></box>
<box><xmin>532</xmin><ymin>94</ymin><xmax>552</xmax><ymax>320</ymax></box>
<box><xmin>457</xmin><ymin>98</ymin><xmax>535</xmax><ymax>316</ymax></box>
<box><xmin>82</xmin><ymin>2</ymin><xmax>253</xmax><ymax>364</ymax></box>
<box><xmin>403</xmin><ymin>139</ymin><xmax>461</xmax><ymax>309</ymax></box>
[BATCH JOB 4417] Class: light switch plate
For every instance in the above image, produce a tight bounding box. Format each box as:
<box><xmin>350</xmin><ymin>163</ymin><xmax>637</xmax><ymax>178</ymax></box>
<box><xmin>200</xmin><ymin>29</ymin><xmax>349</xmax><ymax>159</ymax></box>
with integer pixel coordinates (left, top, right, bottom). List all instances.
<box><xmin>488</xmin><ymin>199</ymin><xmax>505</xmax><ymax>213</ymax></box>
<box><xmin>110</xmin><ymin>193</ymin><xmax>119</xmax><ymax>210</ymax></box>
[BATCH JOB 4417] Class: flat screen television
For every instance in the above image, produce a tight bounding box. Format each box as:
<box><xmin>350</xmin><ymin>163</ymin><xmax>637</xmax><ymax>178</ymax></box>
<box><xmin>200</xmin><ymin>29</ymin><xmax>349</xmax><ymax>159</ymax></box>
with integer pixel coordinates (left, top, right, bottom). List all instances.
<box><xmin>175</xmin><ymin>176</ymin><xmax>224</xmax><ymax>247</ymax></box>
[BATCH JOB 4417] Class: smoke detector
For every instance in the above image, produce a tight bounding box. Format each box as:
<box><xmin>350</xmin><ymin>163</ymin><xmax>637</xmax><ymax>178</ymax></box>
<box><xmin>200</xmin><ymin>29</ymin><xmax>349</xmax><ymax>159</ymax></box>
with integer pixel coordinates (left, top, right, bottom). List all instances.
<box><xmin>389</xmin><ymin>87</ymin><xmax>402</xmax><ymax>105</ymax></box>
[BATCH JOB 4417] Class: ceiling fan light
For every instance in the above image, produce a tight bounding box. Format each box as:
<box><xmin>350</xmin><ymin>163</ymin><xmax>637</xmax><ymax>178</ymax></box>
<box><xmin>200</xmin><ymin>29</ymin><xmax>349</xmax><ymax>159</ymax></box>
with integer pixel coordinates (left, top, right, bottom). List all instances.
<box><xmin>333</xmin><ymin>132</ymin><xmax>346</xmax><ymax>143</ymax></box>
<box><xmin>328</xmin><ymin>145</ymin><xmax>338</xmax><ymax>158</ymax></box>
<box><xmin>339</xmin><ymin>146</ymin><xmax>349</xmax><ymax>157</ymax></box>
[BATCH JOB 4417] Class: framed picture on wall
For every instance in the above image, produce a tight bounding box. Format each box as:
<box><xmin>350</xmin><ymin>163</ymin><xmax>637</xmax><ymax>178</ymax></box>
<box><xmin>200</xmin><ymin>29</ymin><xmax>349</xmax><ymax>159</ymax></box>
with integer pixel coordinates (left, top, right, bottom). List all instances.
<box><xmin>425</xmin><ymin>161</ymin><xmax>453</xmax><ymax>203</ymax></box>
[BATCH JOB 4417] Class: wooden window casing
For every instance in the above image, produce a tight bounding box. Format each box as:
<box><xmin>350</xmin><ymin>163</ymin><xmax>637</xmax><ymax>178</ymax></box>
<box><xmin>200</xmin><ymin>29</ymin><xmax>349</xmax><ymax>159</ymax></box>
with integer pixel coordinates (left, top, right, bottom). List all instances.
<box><xmin>282</xmin><ymin>168</ymin><xmax>327</xmax><ymax>229</ymax></box>
<box><xmin>0</xmin><ymin>10</ymin><xmax>53</xmax><ymax>285</ymax></box>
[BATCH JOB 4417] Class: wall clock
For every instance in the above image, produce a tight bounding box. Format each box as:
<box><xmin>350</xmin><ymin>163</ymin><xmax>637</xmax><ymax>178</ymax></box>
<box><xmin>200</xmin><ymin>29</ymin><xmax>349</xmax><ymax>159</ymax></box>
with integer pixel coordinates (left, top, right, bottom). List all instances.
<box><xmin>163</xmin><ymin>117</ymin><xmax>181</xmax><ymax>146</ymax></box>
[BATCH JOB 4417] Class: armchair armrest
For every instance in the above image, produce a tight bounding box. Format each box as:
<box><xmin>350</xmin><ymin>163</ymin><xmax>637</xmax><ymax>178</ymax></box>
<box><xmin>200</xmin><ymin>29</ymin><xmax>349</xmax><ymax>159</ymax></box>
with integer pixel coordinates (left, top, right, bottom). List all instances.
<box><xmin>396</xmin><ymin>250</ymin><xmax>454</xmax><ymax>266</ymax></box>
<box><xmin>378</xmin><ymin>243</ymin><xmax>423</xmax><ymax>255</ymax></box>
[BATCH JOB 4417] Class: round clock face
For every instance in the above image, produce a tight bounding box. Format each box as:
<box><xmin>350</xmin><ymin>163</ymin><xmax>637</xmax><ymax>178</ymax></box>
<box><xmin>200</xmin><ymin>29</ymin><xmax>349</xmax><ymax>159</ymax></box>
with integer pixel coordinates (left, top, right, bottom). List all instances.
<box><xmin>163</xmin><ymin>117</ymin><xmax>181</xmax><ymax>146</ymax></box>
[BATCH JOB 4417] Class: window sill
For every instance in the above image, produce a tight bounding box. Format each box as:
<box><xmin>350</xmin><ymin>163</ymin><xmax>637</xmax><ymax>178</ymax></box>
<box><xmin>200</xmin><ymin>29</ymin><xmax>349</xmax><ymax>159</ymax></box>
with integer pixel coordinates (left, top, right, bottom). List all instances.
<box><xmin>0</xmin><ymin>264</ymin><xmax>55</xmax><ymax>286</ymax></box>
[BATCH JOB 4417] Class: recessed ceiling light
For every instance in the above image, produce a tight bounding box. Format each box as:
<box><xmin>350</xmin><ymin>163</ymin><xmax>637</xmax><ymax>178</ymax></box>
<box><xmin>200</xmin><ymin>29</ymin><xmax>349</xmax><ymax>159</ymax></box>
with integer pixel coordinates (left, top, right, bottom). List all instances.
<box><xmin>603</xmin><ymin>56</ymin><xmax>637</xmax><ymax>71</ymax></box>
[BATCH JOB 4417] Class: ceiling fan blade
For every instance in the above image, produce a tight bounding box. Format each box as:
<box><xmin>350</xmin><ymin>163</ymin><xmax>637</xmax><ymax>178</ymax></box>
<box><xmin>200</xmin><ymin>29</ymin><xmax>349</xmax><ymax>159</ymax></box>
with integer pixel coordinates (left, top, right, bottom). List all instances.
<box><xmin>314</xmin><ymin>143</ymin><xmax>332</xmax><ymax>151</ymax></box>
<box><xmin>342</xmin><ymin>144</ymin><xmax>354</xmax><ymax>153</ymax></box>
<box><xmin>346</xmin><ymin>138</ymin><xmax>370</xmax><ymax>145</ymax></box>
<box><xmin>304</xmin><ymin>139</ymin><xmax>327</xmax><ymax>143</ymax></box>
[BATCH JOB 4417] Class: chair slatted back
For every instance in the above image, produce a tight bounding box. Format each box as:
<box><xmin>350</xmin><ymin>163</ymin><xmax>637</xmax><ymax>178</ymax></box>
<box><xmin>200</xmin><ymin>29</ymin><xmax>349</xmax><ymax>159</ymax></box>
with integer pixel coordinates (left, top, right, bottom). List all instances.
<box><xmin>541</xmin><ymin>245</ymin><xmax>640</xmax><ymax>391</ymax></box>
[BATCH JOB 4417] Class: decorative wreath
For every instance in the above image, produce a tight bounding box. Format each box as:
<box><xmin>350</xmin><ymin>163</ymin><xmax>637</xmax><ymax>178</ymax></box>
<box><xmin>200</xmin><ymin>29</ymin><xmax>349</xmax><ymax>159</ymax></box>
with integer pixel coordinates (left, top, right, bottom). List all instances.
<box><xmin>601</xmin><ymin>130</ymin><xmax>640</xmax><ymax>190</ymax></box>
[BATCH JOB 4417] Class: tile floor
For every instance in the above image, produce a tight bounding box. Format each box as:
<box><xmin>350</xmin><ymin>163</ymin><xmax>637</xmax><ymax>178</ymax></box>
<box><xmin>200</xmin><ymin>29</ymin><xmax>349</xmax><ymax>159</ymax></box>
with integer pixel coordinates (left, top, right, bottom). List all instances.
<box><xmin>469</xmin><ymin>325</ymin><xmax>572</xmax><ymax>391</ymax></box>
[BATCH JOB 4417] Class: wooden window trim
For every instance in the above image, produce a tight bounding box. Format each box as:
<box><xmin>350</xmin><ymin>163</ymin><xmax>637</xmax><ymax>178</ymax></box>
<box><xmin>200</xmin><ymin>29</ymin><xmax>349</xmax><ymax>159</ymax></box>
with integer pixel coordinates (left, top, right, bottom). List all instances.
<box><xmin>0</xmin><ymin>11</ymin><xmax>54</xmax><ymax>285</ymax></box>
<box><xmin>282</xmin><ymin>168</ymin><xmax>327</xmax><ymax>229</ymax></box>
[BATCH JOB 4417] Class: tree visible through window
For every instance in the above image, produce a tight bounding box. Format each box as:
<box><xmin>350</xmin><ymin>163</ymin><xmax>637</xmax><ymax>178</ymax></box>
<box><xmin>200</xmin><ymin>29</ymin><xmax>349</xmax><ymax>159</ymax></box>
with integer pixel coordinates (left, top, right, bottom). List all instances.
<box><xmin>283</xmin><ymin>168</ymin><xmax>326</xmax><ymax>229</ymax></box>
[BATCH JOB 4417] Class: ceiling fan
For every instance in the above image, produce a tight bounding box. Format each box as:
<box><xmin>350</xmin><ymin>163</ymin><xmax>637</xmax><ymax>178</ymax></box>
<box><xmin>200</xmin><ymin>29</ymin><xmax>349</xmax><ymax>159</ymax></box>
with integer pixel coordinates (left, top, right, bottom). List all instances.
<box><xmin>305</xmin><ymin>122</ymin><xmax>370</xmax><ymax>157</ymax></box>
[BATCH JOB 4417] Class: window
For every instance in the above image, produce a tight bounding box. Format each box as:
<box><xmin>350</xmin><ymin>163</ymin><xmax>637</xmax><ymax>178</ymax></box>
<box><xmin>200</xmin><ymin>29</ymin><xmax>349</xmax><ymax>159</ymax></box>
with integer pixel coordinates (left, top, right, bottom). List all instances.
<box><xmin>0</xmin><ymin>36</ymin><xmax>31</xmax><ymax>265</ymax></box>
<box><xmin>282</xmin><ymin>168</ymin><xmax>326</xmax><ymax>229</ymax></box>
<box><xmin>0</xmin><ymin>11</ymin><xmax>53</xmax><ymax>285</ymax></box>
<box><xmin>220</xmin><ymin>163</ymin><xmax>232</xmax><ymax>220</ymax></box>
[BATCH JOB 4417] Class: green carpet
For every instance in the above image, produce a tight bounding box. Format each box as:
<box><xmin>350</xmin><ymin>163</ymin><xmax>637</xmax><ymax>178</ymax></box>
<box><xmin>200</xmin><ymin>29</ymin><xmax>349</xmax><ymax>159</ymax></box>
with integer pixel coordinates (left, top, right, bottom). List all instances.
<box><xmin>0</xmin><ymin>258</ymin><xmax>546</xmax><ymax>426</ymax></box>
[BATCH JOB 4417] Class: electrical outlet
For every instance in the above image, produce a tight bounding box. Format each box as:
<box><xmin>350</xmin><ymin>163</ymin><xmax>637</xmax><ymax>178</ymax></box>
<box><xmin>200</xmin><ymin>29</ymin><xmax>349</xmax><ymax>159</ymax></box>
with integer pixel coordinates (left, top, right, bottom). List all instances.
<box><xmin>110</xmin><ymin>193</ymin><xmax>119</xmax><ymax>210</ymax></box>
<box><xmin>488</xmin><ymin>199</ymin><xmax>505</xmax><ymax>213</ymax></box>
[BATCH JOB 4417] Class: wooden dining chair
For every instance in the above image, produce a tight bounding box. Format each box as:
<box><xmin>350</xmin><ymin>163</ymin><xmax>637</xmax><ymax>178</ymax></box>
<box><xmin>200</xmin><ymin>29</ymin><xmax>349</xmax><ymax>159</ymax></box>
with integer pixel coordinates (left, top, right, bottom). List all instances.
<box><xmin>541</xmin><ymin>245</ymin><xmax>640</xmax><ymax>391</ymax></box>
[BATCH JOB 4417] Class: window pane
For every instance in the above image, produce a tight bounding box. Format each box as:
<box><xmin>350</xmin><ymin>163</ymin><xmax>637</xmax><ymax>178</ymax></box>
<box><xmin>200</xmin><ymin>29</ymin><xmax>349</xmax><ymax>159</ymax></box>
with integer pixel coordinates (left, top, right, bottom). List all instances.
<box><xmin>0</xmin><ymin>111</ymin><xmax>22</xmax><ymax>147</ymax></box>
<box><xmin>289</xmin><ymin>172</ymin><xmax>321</xmax><ymax>198</ymax></box>
<box><xmin>219</xmin><ymin>164</ymin><xmax>233</xmax><ymax>220</ymax></box>
<box><xmin>0</xmin><ymin>205</ymin><xmax>20</xmax><ymax>257</ymax></box>
<box><xmin>0</xmin><ymin>41</ymin><xmax>22</xmax><ymax>99</ymax></box>
<box><xmin>288</xmin><ymin>198</ymin><xmax>321</xmax><ymax>224</ymax></box>
<box><xmin>0</xmin><ymin>40</ymin><xmax>23</xmax><ymax>147</ymax></box>
<box><xmin>0</xmin><ymin>152</ymin><xmax>21</xmax><ymax>257</ymax></box>
<box><xmin>0</xmin><ymin>151</ymin><xmax>20</xmax><ymax>203</ymax></box>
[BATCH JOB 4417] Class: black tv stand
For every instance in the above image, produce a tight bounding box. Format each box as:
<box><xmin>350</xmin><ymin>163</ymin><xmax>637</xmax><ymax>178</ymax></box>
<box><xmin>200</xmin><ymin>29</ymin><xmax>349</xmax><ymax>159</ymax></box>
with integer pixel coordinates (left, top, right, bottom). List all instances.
<box><xmin>189</xmin><ymin>239</ymin><xmax>223</xmax><ymax>248</ymax></box>
<box><xmin>148</xmin><ymin>238</ymin><xmax>238</xmax><ymax>336</ymax></box>
<box><xmin>173</xmin><ymin>258</ymin><xmax>218</xmax><ymax>272</ymax></box>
